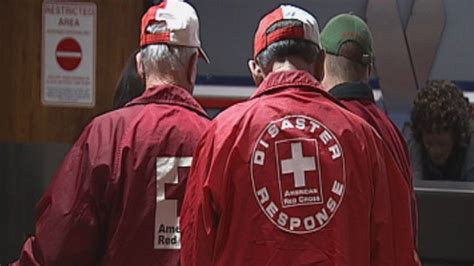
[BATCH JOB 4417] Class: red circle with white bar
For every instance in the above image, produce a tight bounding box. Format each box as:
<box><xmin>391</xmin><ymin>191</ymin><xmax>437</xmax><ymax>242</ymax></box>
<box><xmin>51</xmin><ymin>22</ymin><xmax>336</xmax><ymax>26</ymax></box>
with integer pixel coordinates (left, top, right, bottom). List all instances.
<box><xmin>55</xmin><ymin>38</ymin><xmax>82</xmax><ymax>71</ymax></box>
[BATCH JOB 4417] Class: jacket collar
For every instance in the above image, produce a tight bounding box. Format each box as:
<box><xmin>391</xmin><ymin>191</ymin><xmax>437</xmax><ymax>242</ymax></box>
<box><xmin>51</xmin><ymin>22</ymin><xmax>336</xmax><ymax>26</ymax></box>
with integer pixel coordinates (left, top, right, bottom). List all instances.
<box><xmin>251</xmin><ymin>70</ymin><xmax>327</xmax><ymax>99</ymax></box>
<box><xmin>329</xmin><ymin>81</ymin><xmax>375</xmax><ymax>102</ymax></box>
<box><xmin>126</xmin><ymin>84</ymin><xmax>208</xmax><ymax>117</ymax></box>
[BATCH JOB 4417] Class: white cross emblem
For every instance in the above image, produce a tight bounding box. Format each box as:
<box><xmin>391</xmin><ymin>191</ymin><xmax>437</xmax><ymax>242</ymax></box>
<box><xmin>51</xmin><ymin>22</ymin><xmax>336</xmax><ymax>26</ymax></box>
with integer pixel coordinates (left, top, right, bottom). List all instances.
<box><xmin>280</xmin><ymin>142</ymin><xmax>316</xmax><ymax>188</ymax></box>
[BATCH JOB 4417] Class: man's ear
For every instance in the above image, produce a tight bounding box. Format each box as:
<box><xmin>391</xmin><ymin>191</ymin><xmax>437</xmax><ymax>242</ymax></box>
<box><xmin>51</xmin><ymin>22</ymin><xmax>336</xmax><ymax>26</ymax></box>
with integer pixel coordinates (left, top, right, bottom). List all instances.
<box><xmin>187</xmin><ymin>51</ymin><xmax>199</xmax><ymax>85</ymax></box>
<box><xmin>248</xmin><ymin>59</ymin><xmax>265</xmax><ymax>86</ymax></box>
<box><xmin>136</xmin><ymin>51</ymin><xmax>145</xmax><ymax>82</ymax></box>
<box><xmin>313</xmin><ymin>50</ymin><xmax>325</xmax><ymax>82</ymax></box>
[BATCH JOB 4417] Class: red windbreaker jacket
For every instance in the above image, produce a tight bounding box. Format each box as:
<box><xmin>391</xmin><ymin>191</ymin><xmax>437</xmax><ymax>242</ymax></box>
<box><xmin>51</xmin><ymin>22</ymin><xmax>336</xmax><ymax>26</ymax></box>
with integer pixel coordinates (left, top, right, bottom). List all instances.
<box><xmin>13</xmin><ymin>85</ymin><xmax>210</xmax><ymax>265</ymax></box>
<box><xmin>329</xmin><ymin>82</ymin><xmax>419</xmax><ymax>250</ymax></box>
<box><xmin>181</xmin><ymin>70</ymin><xmax>419</xmax><ymax>266</ymax></box>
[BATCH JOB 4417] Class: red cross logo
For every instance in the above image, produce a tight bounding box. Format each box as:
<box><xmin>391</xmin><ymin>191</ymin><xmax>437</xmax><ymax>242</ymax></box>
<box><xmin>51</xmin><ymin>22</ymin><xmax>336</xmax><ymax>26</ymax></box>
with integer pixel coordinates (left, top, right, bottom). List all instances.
<box><xmin>164</xmin><ymin>167</ymin><xmax>189</xmax><ymax>214</ymax></box>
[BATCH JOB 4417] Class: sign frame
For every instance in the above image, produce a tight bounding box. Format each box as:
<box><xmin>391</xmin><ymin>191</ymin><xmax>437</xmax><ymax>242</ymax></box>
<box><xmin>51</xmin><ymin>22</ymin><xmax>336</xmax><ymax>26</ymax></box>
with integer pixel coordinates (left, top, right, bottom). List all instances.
<box><xmin>41</xmin><ymin>1</ymin><xmax>97</xmax><ymax>108</ymax></box>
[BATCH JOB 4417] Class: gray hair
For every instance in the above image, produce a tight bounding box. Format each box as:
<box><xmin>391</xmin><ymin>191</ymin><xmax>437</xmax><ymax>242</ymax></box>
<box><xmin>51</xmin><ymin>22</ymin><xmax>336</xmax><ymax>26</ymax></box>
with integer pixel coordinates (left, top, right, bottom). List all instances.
<box><xmin>140</xmin><ymin>23</ymin><xmax>198</xmax><ymax>76</ymax></box>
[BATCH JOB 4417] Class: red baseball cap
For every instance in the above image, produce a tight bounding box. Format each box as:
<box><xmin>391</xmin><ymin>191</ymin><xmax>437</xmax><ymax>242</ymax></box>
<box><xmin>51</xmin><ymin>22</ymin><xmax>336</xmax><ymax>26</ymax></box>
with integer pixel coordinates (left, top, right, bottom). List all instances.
<box><xmin>140</xmin><ymin>0</ymin><xmax>210</xmax><ymax>63</ymax></box>
<box><xmin>253</xmin><ymin>5</ymin><xmax>321</xmax><ymax>59</ymax></box>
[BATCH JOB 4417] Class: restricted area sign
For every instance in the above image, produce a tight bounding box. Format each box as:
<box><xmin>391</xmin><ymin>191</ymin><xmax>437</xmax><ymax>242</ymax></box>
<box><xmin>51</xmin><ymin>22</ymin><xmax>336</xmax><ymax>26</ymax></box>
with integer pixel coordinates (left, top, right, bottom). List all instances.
<box><xmin>42</xmin><ymin>1</ymin><xmax>96</xmax><ymax>107</ymax></box>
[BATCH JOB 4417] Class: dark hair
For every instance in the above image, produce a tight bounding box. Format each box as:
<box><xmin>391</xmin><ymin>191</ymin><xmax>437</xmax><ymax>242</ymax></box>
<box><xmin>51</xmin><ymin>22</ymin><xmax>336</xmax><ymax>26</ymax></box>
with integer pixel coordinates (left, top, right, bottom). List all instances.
<box><xmin>113</xmin><ymin>49</ymin><xmax>145</xmax><ymax>109</ymax></box>
<box><xmin>411</xmin><ymin>80</ymin><xmax>471</xmax><ymax>145</ymax></box>
<box><xmin>256</xmin><ymin>20</ymin><xmax>320</xmax><ymax>70</ymax></box>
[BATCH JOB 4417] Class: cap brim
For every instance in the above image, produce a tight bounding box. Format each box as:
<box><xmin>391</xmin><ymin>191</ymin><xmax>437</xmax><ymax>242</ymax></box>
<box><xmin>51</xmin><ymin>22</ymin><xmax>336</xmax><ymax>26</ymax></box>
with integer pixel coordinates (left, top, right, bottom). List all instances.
<box><xmin>198</xmin><ymin>47</ymin><xmax>210</xmax><ymax>64</ymax></box>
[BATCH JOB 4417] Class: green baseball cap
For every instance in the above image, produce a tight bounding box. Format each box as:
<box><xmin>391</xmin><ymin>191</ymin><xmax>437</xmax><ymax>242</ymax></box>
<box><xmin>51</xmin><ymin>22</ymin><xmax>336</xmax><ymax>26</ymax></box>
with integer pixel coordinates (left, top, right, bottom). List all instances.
<box><xmin>320</xmin><ymin>13</ymin><xmax>374</xmax><ymax>64</ymax></box>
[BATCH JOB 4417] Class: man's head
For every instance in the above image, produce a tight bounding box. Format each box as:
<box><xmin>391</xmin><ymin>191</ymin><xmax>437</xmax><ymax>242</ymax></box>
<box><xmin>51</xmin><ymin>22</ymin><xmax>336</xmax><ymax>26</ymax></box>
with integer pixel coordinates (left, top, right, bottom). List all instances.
<box><xmin>320</xmin><ymin>13</ymin><xmax>374</xmax><ymax>87</ymax></box>
<box><xmin>137</xmin><ymin>0</ymin><xmax>209</xmax><ymax>92</ymax></box>
<box><xmin>411</xmin><ymin>80</ymin><xmax>471</xmax><ymax>166</ymax></box>
<box><xmin>248</xmin><ymin>5</ymin><xmax>324</xmax><ymax>86</ymax></box>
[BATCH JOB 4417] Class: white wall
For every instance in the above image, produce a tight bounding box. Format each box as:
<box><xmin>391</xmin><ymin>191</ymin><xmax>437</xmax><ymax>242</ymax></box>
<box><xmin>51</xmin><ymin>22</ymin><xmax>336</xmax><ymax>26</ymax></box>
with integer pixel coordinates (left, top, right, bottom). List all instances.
<box><xmin>430</xmin><ymin>0</ymin><xmax>474</xmax><ymax>81</ymax></box>
<box><xmin>190</xmin><ymin>0</ymin><xmax>368</xmax><ymax>77</ymax></box>
<box><xmin>190</xmin><ymin>0</ymin><xmax>474</xmax><ymax>83</ymax></box>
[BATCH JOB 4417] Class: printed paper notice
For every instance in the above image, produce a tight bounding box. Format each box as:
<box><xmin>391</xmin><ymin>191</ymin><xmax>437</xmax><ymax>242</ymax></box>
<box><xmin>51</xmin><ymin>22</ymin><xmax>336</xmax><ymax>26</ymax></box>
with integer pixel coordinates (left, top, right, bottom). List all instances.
<box><xmin>42</xmin><ymin>1</ymin><xmax>96</xmax><ymax>107</ymax></box>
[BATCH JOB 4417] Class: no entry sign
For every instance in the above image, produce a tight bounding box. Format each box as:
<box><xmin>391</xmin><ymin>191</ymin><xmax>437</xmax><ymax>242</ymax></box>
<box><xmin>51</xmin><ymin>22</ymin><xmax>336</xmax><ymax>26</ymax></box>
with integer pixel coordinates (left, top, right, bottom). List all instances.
<box><xmin>42</xmin><ymin>1</ymin><xmax>96</xmax><ymax>107</ymax></box>
<box><xmin>56</xmin><ymin>37</ymin><xmax>82</xmax><ymax>71</ymax></box>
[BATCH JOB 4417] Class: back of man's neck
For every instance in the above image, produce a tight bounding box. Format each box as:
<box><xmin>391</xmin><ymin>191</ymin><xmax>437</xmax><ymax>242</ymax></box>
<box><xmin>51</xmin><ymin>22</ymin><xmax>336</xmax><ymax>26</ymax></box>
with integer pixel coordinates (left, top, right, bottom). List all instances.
<box><xmin>321</xmin><ymin>77</ymin><xmax>346</xmax><ymax>92</ymax></box>
<box><xmin>145</xmin><ymin>75</ymin><xmax>192</xmax><ymax>93</ymax></box>
<box><xmin>271</xmin><ymin>59</ymin><xmax>313</xmax><ymax>74</ymax></box>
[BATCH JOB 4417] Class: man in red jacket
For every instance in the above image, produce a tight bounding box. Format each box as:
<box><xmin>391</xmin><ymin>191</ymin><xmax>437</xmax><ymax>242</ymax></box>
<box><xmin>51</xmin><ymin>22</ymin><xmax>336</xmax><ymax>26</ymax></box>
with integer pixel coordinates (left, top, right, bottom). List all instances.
<box><xmin>13</xmin><ymin>1</ymin><xmax>210</xmax><ymax>265</ymax></box>
<box><xmin>180</xmin><ymin>5</ymin><xmax>419</xmax><ymax>266</ymax></box>
<box><xmin>320</xmin><ymin>13</ymin><xmax>419</xmax><ymax>257</ymax></box>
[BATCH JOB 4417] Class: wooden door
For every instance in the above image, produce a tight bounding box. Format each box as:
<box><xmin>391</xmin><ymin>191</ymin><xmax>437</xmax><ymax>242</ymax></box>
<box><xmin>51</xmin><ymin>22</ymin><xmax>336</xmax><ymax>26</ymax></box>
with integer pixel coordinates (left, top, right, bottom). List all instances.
<box><xmin>0</xmin><ymin>0</ymin><xmax>144</xmax><ymax>143</ymax></box>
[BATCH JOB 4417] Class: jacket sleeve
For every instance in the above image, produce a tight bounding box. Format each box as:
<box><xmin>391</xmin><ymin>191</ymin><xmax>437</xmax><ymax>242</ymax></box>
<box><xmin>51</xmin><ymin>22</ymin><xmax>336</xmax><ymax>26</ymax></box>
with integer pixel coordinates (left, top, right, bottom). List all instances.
<box><xmin>180</xmin><ymin>122</ymin><xmax>234</xmax><ymax>266</ymax></box>
<box><xmin>12</xmin><ymin>122</ymin><xmax>113</xmax><ymax>266</ymax></box>
<box><xmin>404</xmin><ymin>127</ymin><xmax>424</xmax><ymax>180</ymax></box>
<box><xmin>366</xmin><ymin>130</ymin><xmax>397</xmax><ymax>266</ymax></box>
<box><xmin>369</xmin><ymin>131</ymin><xmax>421</xmax><ymax>266</ymax></box>
<box><xmin>461</xmin><ymin>135</ymin><xmax>474</xmax><ymax>181</ymax></box>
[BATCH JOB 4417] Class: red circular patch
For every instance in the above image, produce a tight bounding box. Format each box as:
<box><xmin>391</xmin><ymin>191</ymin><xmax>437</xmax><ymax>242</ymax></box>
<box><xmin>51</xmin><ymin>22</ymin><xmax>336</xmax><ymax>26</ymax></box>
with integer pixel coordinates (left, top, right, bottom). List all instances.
<box><xmin>55</xmin><ymin>38</ymin><xmax>82</xmax><ymax>71</ymax></box>
<box><xmin>250</xmin><ymin>115</ymin><xmax>346</xmax><ymax>234</ymax></box>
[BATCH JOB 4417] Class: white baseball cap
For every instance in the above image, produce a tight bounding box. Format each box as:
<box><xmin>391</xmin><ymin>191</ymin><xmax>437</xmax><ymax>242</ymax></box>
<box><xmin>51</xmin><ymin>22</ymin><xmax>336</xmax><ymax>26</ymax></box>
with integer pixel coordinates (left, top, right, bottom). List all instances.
<box><xmin>253</xmin><ymin>5</ymin><xmax>320</xmax><ymax>59</ymax></box>
<box><xmin>140</xmin><ymin>0</ymin><xmax>210</xmax><ymax>63</ymax></box>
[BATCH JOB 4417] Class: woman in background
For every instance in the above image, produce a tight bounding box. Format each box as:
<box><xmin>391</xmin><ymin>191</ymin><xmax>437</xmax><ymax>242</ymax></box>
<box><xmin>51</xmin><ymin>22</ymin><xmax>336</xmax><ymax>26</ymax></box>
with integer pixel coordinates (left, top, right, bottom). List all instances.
<box><xmin>113</xmin><ymin>49</ymin><xmax>145</xmax><ymax>109</ymax></box>
<box><xmin>407</xmin><ymin>80</ymin><xmax>474</xmax><ymax>181</ymax></box>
